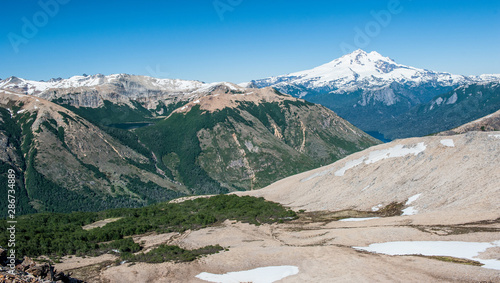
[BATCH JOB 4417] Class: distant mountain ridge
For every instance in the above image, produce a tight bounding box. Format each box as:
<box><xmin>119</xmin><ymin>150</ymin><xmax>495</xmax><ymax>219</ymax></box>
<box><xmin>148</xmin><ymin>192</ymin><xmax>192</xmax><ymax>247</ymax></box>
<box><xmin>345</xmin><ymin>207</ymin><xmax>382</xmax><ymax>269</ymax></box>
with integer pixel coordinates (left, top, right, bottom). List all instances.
<box><xmin>244</xmin><ymin>50</ymin><xmax>500</xmax><ymax>139</ymax></box>
<box><xmin>248</xmin><ymin>50</ymin><xmax>500</xmax><ymax>101</ymax></box>
<box><xmin>380</xmin><ymin>81</ymin><xmax>500</xmax><ymax>138</ymax></box>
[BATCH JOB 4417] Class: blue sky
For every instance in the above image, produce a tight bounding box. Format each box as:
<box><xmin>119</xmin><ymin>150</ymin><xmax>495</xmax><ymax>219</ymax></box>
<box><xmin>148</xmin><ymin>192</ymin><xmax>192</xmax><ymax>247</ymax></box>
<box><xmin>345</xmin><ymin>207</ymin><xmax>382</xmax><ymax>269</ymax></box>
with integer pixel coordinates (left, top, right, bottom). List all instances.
<box><xmin>1</xmin><ymin>0</ymin><xmax>499</xmax><ymax>83</ymax></box>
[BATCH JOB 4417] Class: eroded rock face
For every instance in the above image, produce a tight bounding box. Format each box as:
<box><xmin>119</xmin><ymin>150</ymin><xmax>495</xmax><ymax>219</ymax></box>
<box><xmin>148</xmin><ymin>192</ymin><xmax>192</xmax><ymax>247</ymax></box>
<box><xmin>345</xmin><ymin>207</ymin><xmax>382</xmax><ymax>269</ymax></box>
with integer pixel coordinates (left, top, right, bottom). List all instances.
<box><xmin>0</xmin><ymin>90</ymin><xmax>185</xmax><ymax>214</ymax></box>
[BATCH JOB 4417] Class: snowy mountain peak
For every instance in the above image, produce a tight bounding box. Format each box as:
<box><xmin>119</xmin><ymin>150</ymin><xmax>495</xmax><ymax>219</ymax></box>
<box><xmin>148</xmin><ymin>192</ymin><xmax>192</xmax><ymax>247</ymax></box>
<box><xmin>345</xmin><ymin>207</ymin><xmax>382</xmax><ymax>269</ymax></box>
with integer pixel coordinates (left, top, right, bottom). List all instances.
<box><xmin>337</xmin><ymin>49</ymin><xmax>392</xmax><ymax>64</ymax></box>
<box><xmin>283</xmin><ymin>50</ymin><xmax>425</xmax><ymax>88</ymax></box>
<box><xmin>249</xmin><ymin>50</ymin><xmax>498</xmax><ymax>94</ymax></box>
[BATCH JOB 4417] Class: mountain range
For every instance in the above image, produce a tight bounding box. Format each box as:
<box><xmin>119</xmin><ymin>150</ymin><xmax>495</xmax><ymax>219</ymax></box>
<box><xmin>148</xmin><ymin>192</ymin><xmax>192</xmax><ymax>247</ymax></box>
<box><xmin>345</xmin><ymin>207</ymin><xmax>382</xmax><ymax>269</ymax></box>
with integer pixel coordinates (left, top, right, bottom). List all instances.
<box><xmin>0</xmin><ymin>82</ymin><xmax>378</xmax><ymax>214</ymax></box>
<box><xmin>1</xmin><ymin>49</ymin><xmax>499</xmax><ymax>214</ymax></box>
<box><xmin>1</xmin><ymin>51</ymin><xmax>500</xmax><ymax>282</ymax></box>
<box><xmin>245</xmin><ymin>50</ymin><xmax>500</xmax><ymax>139</ymax></box>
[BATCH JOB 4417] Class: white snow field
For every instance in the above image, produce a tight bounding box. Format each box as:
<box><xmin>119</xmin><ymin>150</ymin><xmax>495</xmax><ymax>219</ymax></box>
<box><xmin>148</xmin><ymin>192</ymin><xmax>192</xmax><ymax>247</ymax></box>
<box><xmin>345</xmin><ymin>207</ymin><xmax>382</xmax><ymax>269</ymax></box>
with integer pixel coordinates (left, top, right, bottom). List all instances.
<box><xmin>355</xmin><ymin>241</ymin><xmax>500</xmax><ymax>270</ymax></box>
<box><xmin>196</xmin><ymin>266</ymin><xmax>299</xmax><ymax>283</ymax></box>
<box><xmin>440</xmin><ymin>139</ymin><xmax>455</xmax><ymax>147</ymax></box>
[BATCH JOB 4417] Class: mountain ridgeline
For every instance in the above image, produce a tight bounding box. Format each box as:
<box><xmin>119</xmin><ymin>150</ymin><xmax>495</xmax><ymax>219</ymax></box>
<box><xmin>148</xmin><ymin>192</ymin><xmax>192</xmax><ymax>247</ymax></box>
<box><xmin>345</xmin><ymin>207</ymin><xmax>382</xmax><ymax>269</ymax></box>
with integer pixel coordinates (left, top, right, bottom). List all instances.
<box><xmin>0</xmin><ymin>82</ymin><xmax>379</xmax><ymax>214</ymax></box>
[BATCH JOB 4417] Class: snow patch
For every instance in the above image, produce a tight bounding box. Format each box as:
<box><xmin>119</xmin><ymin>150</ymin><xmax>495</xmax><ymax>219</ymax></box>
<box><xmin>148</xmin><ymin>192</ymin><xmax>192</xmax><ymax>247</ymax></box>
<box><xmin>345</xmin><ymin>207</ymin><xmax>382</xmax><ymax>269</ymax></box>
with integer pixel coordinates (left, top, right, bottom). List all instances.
<box><xmin>303</xmin><ymin>142</ymin><xmax>427</xmax><ymax>181</ymax></box>
<box><xmin>196</xmin><ymin>266</ymin><xmax>299</xmax><ymax>283</ymax></box>
<box><xmin>301</xmin><ymin>167</ymin><xmax>336</xmax><ymax>182</ymax></box>
<box><xmin>402</xmin><ymin>207</ymin><xmax>418</xmax><ymax>216</ymax></box>
<box><xmin>365</xmin><ymin>143</ymin><xmax>427</xmax><ymax>164</ymax></box>
<box><xmin>406</xmin><ymin>194</ymin><xmax>421</xmax><ymax>205</ymax></box>
<box><xmin>193</xmin><ymin>100</ymin><xmax>200</xmax><ymax>104</ymax></box>
<box><xmin>440</xmin><ymin>139</ymin><xmax>455</xmax><ymax>147</ymax></box>
<box><xmin>339</xmin><ymin>217</ymin><xmax>380</xmax><ymax>222</ymax></box>
<box><xmin>489</xmin><ymin>134</ymin><xmax>500</xmax><ymax>139</ymax></box>
<box><xmin>334</xmin><ymin>142</ymin><xmax>426</xmax><ymax>177</ymax></box>
<box><xmin>446</xmin><ymin>92</ymin><xmax>458</xmax><ymax>104</ymax></box>
<box><xmin>334</xmin><ymin>156</ymin><xmax>365</xmax><ymax>177</ymax></box>
<box><xmin>354</xmin><ymin>240</ymin><xmax>500</xmax><ymax>270</ymax></box>
<box><xmin>16</xmin><ymin>109</ymin><xmax>26</xmax><ymax>114</ymax></box>
<box><xmin>2</xmin><ymin>90</ymin><xmax>27</xmax><ymax>97</ymax></box>
<box><xmin>372</xmin><ymin>204</ymin><xmax>383</xmax><ymax>211</ymax></box>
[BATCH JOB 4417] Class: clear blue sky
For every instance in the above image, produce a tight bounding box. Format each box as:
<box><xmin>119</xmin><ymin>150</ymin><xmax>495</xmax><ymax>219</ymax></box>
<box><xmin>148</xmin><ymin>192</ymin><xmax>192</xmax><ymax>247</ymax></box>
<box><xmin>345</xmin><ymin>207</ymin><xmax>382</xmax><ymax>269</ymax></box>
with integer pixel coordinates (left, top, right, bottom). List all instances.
<box><xmin>1</xmin><ymin>0</ymin><xmax>499</xmax><ymax>83</ymax></box>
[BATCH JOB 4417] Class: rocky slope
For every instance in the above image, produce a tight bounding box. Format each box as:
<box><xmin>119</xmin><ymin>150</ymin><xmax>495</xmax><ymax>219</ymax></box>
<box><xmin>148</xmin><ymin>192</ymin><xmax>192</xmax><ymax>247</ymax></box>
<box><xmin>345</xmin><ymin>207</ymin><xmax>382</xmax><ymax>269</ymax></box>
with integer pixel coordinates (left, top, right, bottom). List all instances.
<box><xmin>246</xmin><ymin>50</ymin><xmax>500</xmax><ymax>139</ymax></box>
<box><xmin>133</xmin><ymin>83</ymin><xmax>380</xmax><ymax>193</ymax></box>
<box><xmin>0</xmin><ymin>89</ymin><xmax>184</xmax><ymax>214</ymax></box>
<box><xmin>51</xmin><ymin>129</ymin><xmax>500</xmax><ymax>282</ymax></box>
<box><xmin>238</xmin><ymin>131</ymin><xmax>500</xmax><ymax>224</ymax></box>
<box><xmin>436</xmin><ymin>104</ymin><xmax>500</xmax><ymax>136</ymax></box>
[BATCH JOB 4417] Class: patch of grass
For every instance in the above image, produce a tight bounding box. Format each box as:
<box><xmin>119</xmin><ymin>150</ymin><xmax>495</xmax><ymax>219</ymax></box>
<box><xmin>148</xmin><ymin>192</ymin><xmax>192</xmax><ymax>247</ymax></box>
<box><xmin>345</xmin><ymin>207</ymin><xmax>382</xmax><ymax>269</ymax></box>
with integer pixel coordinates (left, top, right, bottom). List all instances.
<box><xmin>121</xmin><ymin>244</ymin><xmax>224</xmax><ymax>263</ymax></box>
<box><xmin>295</xmin><ymin>201</ymin><xmax>406</xmax><ymax>224</ymax></box>
<box><xmin>417</xmin><ymin>255</ymin><xmax>483</xmax><ymax>266</ymax></box>
<box><xmin>297</xmin><ymin>210</ymin><xmax>378</xmax><ymax>223</ymax></box>
<box><xmin>413</xmin><ymin>225</ymin><xmax>500</xmax><ymax>236</ymax></box>
<box><xmin>377</xmin><ymin>201</ymin><xmax>405</xmax><ymax>217</ymax></box>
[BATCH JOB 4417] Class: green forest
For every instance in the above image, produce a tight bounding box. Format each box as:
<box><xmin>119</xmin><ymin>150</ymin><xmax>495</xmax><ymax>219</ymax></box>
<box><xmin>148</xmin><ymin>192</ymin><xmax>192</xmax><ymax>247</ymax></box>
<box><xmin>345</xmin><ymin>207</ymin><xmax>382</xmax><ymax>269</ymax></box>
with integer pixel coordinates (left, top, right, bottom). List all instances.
<box><xmin>0</xmin><ymin>195</ymin><xmax>296</xmax><ymax>263</ymax></box>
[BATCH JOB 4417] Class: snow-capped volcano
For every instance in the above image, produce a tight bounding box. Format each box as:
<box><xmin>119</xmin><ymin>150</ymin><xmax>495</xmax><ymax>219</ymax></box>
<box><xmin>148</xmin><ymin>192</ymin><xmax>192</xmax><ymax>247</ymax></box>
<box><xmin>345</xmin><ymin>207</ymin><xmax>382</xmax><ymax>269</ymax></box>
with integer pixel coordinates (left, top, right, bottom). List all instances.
<box><xmin>249</xmin><ymin>49</ymin><xmax>499</xmax><ymax>97</ymax></box>
<box><xmin>246</xmin><ymin>50</ymin><xmax>500</xmax><ymax>140</ymax></box>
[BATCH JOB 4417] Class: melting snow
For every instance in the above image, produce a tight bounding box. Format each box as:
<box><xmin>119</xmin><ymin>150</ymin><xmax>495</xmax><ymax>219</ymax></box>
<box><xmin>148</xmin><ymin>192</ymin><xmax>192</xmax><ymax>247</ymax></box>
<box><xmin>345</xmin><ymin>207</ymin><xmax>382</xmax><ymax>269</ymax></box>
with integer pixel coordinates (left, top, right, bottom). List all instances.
<box><xmin>196</xmin><ymin>266</ymin><xmax>299</xmax><ymax>283</ymax></box>
<box><xmin>339</xmin><ymin>217</ymin><xmax>380</xmax><ymax>222</ymax></box>
<box><xmin>402</xmin><ymin>207</ymin><xmax>418</xmax><ymax>216</ymax></box>
<box><xmin>16</xmin><ymin>109</ymin><xmax>26</xmax><ymax>114</ymax></box>
<box><xmin>3</xmin><ymin>90</ymin><xmax>27</xmax><ymax>97</ymax></box>
<box><xmin>334</xmin><ymin>156</ymin><xmax>365</xmax><ymax>177</ymax></box>
<box><xmin>303</xmin><ymin>143</ymin><xmax>426</xmax><ymax>181</ymax></box>
<box><xmin>372</xmin><ymin>204</ymin><xmax>383</xmax><ymax>211</ymax></box>
<box><xmin>406</xmin><ymin>194</ymin><xmax>421</xmax><ymax>205</ymax></box>
<box><xmin>301</xmin><ymin>167</ymin><xmax>336</xmax><ymax>182</ymax></box>
<box><xmin>446</xmin><ymin>92</ymin><xmax>458</xmax><ymax>104</ymax></box>
<box><xmin>440</xmin><ymin>139</ymin><xmax>455</xmax><ymax>147</ymax></box>
<box><xmin>334</xmin><ymin>143</ymin><xmax>426</xmax><ymax>177</ymax></box>
<box><xmin>365</xmin><ymin>143</ymin><xmax>426</xmax><ymax>164</ymax></box>
<box><xmin>354</xmin><ymin>240</ymin><xmax>500</xmax><ymax>270</ymax></box>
